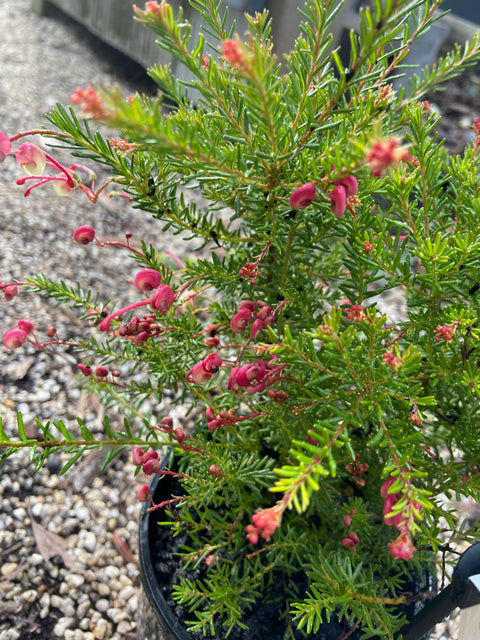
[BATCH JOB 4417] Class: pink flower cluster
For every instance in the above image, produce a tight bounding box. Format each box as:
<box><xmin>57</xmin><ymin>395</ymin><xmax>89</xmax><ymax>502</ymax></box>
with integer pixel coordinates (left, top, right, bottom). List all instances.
<box><xmin>246</xmin><ymin>505</ymin><xmax>283</xmax><ymax>544</ymax></box>
<box><xmin>345</xmin><ymin>453</ymin><xmax>369</xmax><ymax>487</ymax></box>
<box><xmin>228</xmin><ymin>356</ymin><xmax>281</xmax><ymax>395</ymax></box>
<box><xmin>288</xmin><ymin>174</ymin><xmax>358</xmax><ymax>217</ymax></box>
<box><xmin>230</xmin><ymin>300</ymin><xmax>275</xmax><ymax>339</ymax></box>
<box><xmin>98</xmin><ymin>282</ymin><xmax>175</xmax><ymax>332</ymax></box>
<box><xmin>205</xmin><ymin>407</ymin><xmax>237</xmax><ymax>431</ymax></box>
<box><xmin>71</xmin><ymin>87</ymin><xmax>110</xmax><ymax>119</ymax></box>
<box><xmin>132</xmin><ymin>447</ymin><xmax>163</xmax><ymax>475</ymax></box>
<box><xmin>341</xmin><ymin>531</ymin><xmax>360</xmax><ymax>552</ymax></box>
<box><xmin>366</xmin><ymin>139</ymin><xmax>409</xmax><ymax>177</ymax></box>
<box><xmin>381</xmin><ymin>476</ymin><xmax>421</xmax><ymax>560</ymax></box>
<box><xmin>434</xmin><ymin>322</ymin><xmax>458</xmax><ymax>343</ymax></box>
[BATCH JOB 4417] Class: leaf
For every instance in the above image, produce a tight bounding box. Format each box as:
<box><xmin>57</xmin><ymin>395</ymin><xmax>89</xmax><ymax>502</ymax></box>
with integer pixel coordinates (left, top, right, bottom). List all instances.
<box><xmin>28</xmin><ymin>505</ymin><xmax>93</xmax><ymax>578</ymax></box>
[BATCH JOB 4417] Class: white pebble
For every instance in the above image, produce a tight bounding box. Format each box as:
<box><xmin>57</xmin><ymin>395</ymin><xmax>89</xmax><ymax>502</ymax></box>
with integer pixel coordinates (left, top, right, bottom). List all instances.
<box><xmin>22</xmin><ymin>589</ymin><xmax>38</xmax><ymax>603</ymax></box>
<box><xmin>66</xmin><ymin>573</ymin><xmax>86</xmax><ymax>588</ymax></box>
<box><xmin>51</xmin><ymin>594</ymin><xmax>75</xmax><ymax>617</ymax></box>
<box><xmin>83</xmin><ymin>531</ymin><xmax>96</xmax><ymax>552</ymax></box>
<box><xmin>107</xmin><ymin>607</ymin><xmax>129</xmax><ymax>624</ymax></box>
<box><xmin>95</xmin><ymin>598</ymin><xmax>110</xmax><ymax>613</ymax></box>
<box><xmin>53</xmin><ymin>616</ymin><xmax>74</xmax><ymax>637</ymax></box>
<box><xmin>91</xmin><ymin>617</ymin><xmax>109</xmax><ymax>640</ymax></box>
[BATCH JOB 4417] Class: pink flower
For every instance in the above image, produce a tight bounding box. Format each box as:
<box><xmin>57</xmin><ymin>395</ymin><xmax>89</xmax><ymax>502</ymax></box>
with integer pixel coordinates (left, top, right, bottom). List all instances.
<box><xmin>134</xmin><ymin>269</ymin><xmax>162</xmax><ymax>292</ymax></box>
<box><xmin>3</xmin><ymin>284</ymin><xmax>18</xmax><ymax>301</ymax></box>
<box><xmin>366</xmin><ymin>139</ymin><xmax>409</xmax><ymax>177</ymax></box>
<box><xmin>341</xmin><ymin>531</ymin><xmax>360</xmax><ymax>552</ymax></box>
<box><xmin>77</xmin><ymin>363</ymin><xmax>93</xmax><ymax>377</ymax></box>
<box><xmin>333</xmin><ymin>175</ymin><xmax>358</xmax><ymax>197</ymax></box>
<box><xmin>151</xmin><ymin>284</ymin><xmax>175</xmax><ymax>313</ymax></box>
<box><xmin>230</xmin><ymin>307</ymin><xmax>252</xmax><ymax>334</ymax></box>
<box><xmin>222</xmin><ymin>38</ymin><xmax>249</xmax><ymax>71</ymax></box>
<box><xmin>186</xmin><ymin>353</ymin><xmax>222</xmax><ymax>384</ymax></box>
<box><xmin>71</xmin><ymin>87</ymin><xmax>110</xmax><ymax>119</ymax></box>
<box><xmin>329</xmin><ymin>185</ymin><xmax>347</xmax><ymax>217</ymax></box>
<box><xmin>289</xmin><ymin>182</ymin><xmax>316</xmax><ymax>209</ymax></box>
<box><xmin>246</xmin><ymin>505</ymin><xmax>283</xmax><ymax>544</ymax></box>
<box><xmin>17</xmin><ymin>319</ymin><xmax>35</xmax><ymax>334</ymax></box>
<box><xmin>95</xmin><ymin>366</ymin><xmax>109</xmax><ymax>377</ymax></box>
<box><xmin>73</xmin><ymin>226</ymin><xmax>96</xmax><ymax>244</ymax></box>
<box><xmin>137</xmin><ymin>485</ymin><xmax>151</xmax><ymax>502</ymax></box>
<box><xmin>132</xmin><ymin>447</ymin><xmax>144</xmax><ymax>466</ymax></box>
<box><xmin>3</xmin><ymin>327</ymin><xmax>27</xmax><ymax>350</ymax></box>
<box><xmin>389</xmin><ymin>533</ymin><xmax>415</xmax><ymax>560</ymax></box>
<box><xmin>0</xmin><ymin>131</ymin><xmax>11</xmax><ymax>162</ymax></box>
<box><xmin>15</xmin><ymin>143</ymin><xmax>46</xmax><ymax>175</ymax></box>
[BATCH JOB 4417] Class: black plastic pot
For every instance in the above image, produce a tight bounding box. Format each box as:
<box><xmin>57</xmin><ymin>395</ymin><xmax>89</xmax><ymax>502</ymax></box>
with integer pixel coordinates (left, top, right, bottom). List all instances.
<box><xmin>137</xmin><ymin>471</ymin><xmax>437</xmax><ymax>640</ymax></box>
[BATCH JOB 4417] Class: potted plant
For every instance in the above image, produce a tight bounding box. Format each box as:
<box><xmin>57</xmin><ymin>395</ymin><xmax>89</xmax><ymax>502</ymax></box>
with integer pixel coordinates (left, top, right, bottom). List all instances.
<box><xmin>1</xmin><ymin>0</ymin><xmax>480</xmax><ymax>637</ymax></box>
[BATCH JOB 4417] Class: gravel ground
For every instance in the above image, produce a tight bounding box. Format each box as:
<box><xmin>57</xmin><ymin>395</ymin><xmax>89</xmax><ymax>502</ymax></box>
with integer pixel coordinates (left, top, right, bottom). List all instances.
<box><xmin>0</xmin><ymin>2</ymin><xmax>475</xmax><ymax>639</ymax></box>
<box><xmin>0</xmin><ymin>2</ymin><xmax>185</xmax><ymax>640</ymax></box>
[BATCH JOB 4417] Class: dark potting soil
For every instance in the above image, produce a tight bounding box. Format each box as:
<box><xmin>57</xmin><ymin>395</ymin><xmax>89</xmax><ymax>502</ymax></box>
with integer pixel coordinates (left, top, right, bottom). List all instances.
<box><xmin>145</xmin><ymin>474</ymin><xmax>435</xmax><ymax>640</ymax></box>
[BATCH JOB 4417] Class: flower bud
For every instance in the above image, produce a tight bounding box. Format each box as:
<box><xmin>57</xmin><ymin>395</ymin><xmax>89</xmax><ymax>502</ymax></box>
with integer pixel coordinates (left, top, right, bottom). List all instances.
<box><xmin>95</xmin><ymin>366</ymin><xmax>109</xmax><ymax>377</ymax></box>
<box><xmin>73</xmin><ymin>226</ymin><xmax>96</xmax><ymax>244</ymax></box>
<box><xmin>137</xmin><ymin>485</ymin><xmax>151</xmax><ymax>502</ymax></box>
<box><xmin>289</xmin><ymin>182</ymin><xmax>316</xmax><ymax>209</ymax></box>
<box><xmin>329</xmin><ymin>185</ymin><xmax>347</xmax><ymax>217</ymax></box>
<box><xmin>132</xmin><ymin>447</ymin><xmax>144</xmax><ymax>466</ymax></box>
<box><xmin>0</xmin><ymin>131</ymin><xmax>12</xmax><ymax>162</ymax></box>
<box><xmin>134</xmin><ymin>268</ymin><xmax>162</xmax><ymax>292</ymax></box>
<box><xmin>230</xmin><ymin>308</ymin><xmax>252</xmax><ymax>334</ymax></box>
<box><xmin>151</xmin><ymin>284</ymin><xmax>175</xmax><ymax>313</ymax></box>
<box><xmin>142</xmin><ymin>458</ymin><xmax>161</xmax><ymax>475</ymax></box>
<box><xmin>17</xmin><ymin>319</ymin><xmax>35</xmax><ymax>334</ymax></box>
<box><xmin>4</xmin><ymin>284</ymin><xmax>18</xmax><ymax>301</ymax></box>
<box><xmin>3</xmin><ymin>327</ymin><xmax>27</xmax><ymax>350</ymax></box>
<box><xmin>77</xmin><ymin>363</ymin><xmax>93</xmax><ymax>377</ymax></box>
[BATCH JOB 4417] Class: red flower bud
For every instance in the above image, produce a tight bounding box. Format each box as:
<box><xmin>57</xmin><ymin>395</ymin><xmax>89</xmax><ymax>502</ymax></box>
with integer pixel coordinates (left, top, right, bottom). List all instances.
<box><xmin>73</xmin><ymin>225</ymin><xmax>96</xmax><ymax>244</ymax></box>
<box><xmin>142</xmin><ymin>458</ymin><xmax>161</xmax><ymax>475</ymax></box>
<box><xmin>17</xmin><ymin>319</ymin><xmax>35</xmax><ymax>334</ymax></box>
<box><xmin>289</xmin><ymin>182</ymin><xmax>316</xmax><ymax>209</ymax></box>
<box><xmin>329</xmin><ymin>185</ymin><xmax>347</xmax><ymax>217</ymax></box>
<box><xmin>95</xmin><ymin>366</ymin><xmax>109</xmax><ymax>377</ymax></box>
<box><xmin>77</xmin><ymin>363</ymin><xmax>93</xmax><ymax>377</ymax></box>
<box><xmin>3</xmin><ymin>327</ymin><xmax>27</xmax><ymax>350</ymax></box>
<box><xmin>4</xmin><ymin>284</ymin><xmax>18</xmax><ymax>301</ymax></box>
<box><xmin>134</xmin><ymin>269</ymin><xmax>162</xmax><ymax>292</ymax></box>
<box><xmin>151</xmin><ymin>284</ymin><xmax>175</xmax><ymax>313</ymax></box>
<box><xmin>132</xmin><ymin>447</ymin><xmax>144</xmax><ymax>466</ymax></box>
<box><xmin>137</xmin><ymin>485</ymin><xmax>151</xmax><ymax>502</ymax></box>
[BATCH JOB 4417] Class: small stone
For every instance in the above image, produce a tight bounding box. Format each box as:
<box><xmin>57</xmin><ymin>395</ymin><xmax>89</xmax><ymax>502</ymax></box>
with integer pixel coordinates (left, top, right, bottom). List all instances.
<box><xmin>116</xmin><ymin>620</ymin><xmax>133</xmax><ymax>635</ymax></box>
<box><xmin>79</xmin><ymin>617</ymin><xmax>90</xmax><ymax>630</ymax></box>
<box><xmin>51</xmin><ymin>594</ymin><xmax>75</xmax><ymax>617</ymax></box>
<box><xmin>106</xmin><ymin>607</ymin><xmax>129</xmax><ymax>624</ymax></box>
<box><xmin>95</xmin><ymin>598</ymin><xmax>110</xmax><ymax>613</ymax></box>
<box><xmin>127</xmin><ymin>593</ymin><xmax>138</xmax><ymax>614</ymax></box>
<box><xmin>53</xmin><ymin>616</ymin><xmax>75</xmax><ymax>637</ymax></box>
<box><xmin>40</xmin><ymin>592</ymin><xmax>50</xmax><ymax>606</ymax></box>
<box><xmin>1</xmin><ymin>562</ymin><xmax>18</xmax><ymax>577</ymax></box>
<box><xmin>22</xmin><ymin>589</ymin><xmax>38</xmax><ymax>603</ymax></box>
<box><xmin>77</xmin><ymin>599</ymin><xmax>91</xmax><ymax>618</ymax></box>
<box><xmin>92</xmin><ymin>617</ymin><xmax>110</xmax><ymax>639</ymax></box>
<box><xmin>12</xmin><ymin>507</ymin><xmax>27</xmax><ymax>521</ymax></box>
<box><xmin>83</xmin><ymin>531</ymin><xmax>96</xmax><ymax>552</ymax></box>
<box><xmin>96</xmin><ymin>582</ymin><xmax>110</xmax><ymax>596</ymax></box>
<box><xmin>104</xmin><ymin>565</ymin><xmax>120</xmax><ymax>580</ymax></box>
<box><xmin>66</xmin><ymin>573</ymin><xmax>86</xmax><ymax>588</ymax></box>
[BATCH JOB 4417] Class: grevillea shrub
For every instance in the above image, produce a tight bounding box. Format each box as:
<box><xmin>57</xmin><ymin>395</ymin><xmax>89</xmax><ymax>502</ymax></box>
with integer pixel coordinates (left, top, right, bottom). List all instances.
<box><xmin>2</xmin><ymin>1</ymin><xmax>480</xmax><ymax>637</ymax></box>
